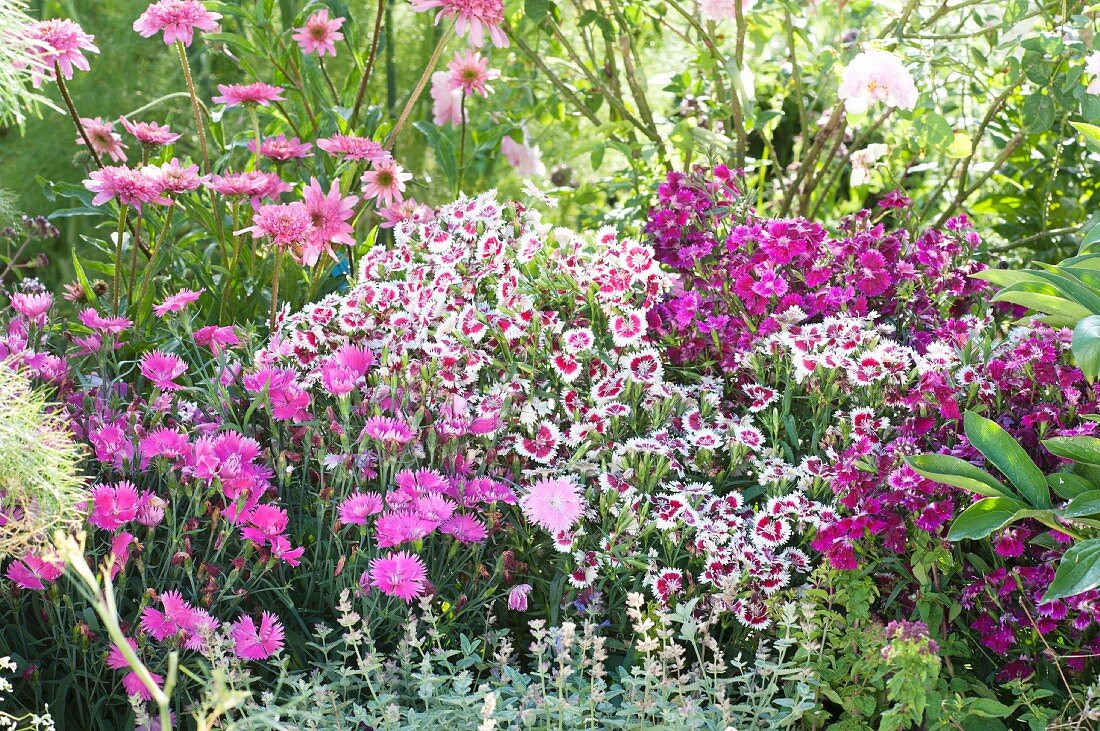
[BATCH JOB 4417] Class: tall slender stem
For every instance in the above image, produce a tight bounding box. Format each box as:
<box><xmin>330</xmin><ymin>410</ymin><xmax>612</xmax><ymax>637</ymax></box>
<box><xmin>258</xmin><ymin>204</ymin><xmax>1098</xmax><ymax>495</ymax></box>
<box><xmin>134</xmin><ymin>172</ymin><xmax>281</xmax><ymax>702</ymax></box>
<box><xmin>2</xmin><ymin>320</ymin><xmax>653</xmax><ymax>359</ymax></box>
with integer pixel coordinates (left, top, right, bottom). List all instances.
<box><xmin>319</xmin><ymin>57</ymin><xmax>340</xmax><ymax>104</ymax></box>
<box><xmin>136</xmin><ymin>204</ymin><xmax>175</xmax><ymax>319</ymax></box>
<box><xmin>249</xmin><ymin>107</ymin><xmax>262</xmax><ymax>168</ymax></box>
<box><xmin>112</xmin><ymin>204</ymin><xmax>129</xmax><ymax>315</ymax></box>
<box><xmin>54</xmin><ymin>64</ymin><xmax>102</xmax><ymax>168</ymax></box>
<box><xmin>458</xmin><ymin>90</ymin><xmax>467</xmax><ymax>195</ymax></box>
<box><xmin>269</xmin><ymin>249</ymin><xmax>283</xmax><ymax>332</ymax></box>
<box><xmin>176</xmin><ymin>41</ymin><xmax>211</xmax><ymax>173</ymax></box>
<box><xmin>351</xmin><ymin>0</ymin><xmax>387</xmax><ymax>127</ymax></box>
<box><xmin>385</xmin><ymin>27</ymin><xmax>453</xmax><ymax>150</ymax></box>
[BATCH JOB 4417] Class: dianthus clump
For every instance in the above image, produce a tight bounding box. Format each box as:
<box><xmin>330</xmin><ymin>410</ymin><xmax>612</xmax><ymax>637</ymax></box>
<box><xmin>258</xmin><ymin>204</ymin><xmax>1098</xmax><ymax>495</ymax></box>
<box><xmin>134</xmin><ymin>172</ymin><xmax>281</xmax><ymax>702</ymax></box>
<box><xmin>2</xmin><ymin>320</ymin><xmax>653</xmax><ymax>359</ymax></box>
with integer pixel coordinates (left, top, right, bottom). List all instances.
<box><xmin>0</xmin><ymin>366</ymin><xmax>88</xmax><ymax>557</ymax></box>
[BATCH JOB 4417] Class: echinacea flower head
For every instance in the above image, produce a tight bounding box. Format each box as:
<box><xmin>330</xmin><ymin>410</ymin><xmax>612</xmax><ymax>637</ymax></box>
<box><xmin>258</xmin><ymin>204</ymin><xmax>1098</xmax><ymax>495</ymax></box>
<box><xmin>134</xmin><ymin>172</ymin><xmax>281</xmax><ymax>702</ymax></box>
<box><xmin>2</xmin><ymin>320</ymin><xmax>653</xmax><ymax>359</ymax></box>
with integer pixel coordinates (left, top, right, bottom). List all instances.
<box><xmin>292</xmin><ymin>8</ymin><xmax>345</xmax><ymax>56</ymax></box>
<box><xmin>78</xmin><ymin>117</ymin><xmax>127</xmax><ymax>162</ymax></box>
<box><xmin>520</xmin><ymin>477</ymin><xmax>585</xmax><ymax>534</ymax></box>
<box><xmin>213</xmin><ymin>82</ymin><xmax>286</xmax><ymax>108</ymax></box>
<box><xmin>248</xmin><ymin>134</ymin><xmax>313</xmax><ymax>161</ymax></box>
<box><xmin>84</xmin><ymin>166</ymin><xmax>170</xmax><ymax>210</ymax></box>
<box><xmin>133</xmin><ymin>0</ymin><xmax>222</xmax><ymax>46</ymax></box>
<box><xmin>410</xmin><ymin>0</ymin><xmax>508</xmax><ymax>48</ymax></box>
<box><xmin>300</xmin><ymin>177</ymin><xmax>359</xmax><ymax>265</ymax></box>
<box><xmin>238</xmin><ymin>202</ymin><xmax>315</xmax><ymax>249</ymax></box>
<box><xmin>18</xmin><ymin>19</ymin><xmax>99</xmax><ymax>88</ymax></box>
<box><xmin>837</xmin><ymin>50</ymin><xmax>918</xmax><ymax>115</ymax></box>
<box><xmin>431</xmin><ymin>71</ymin><xmax>463</xmax><ymax>126</ymax></box>
<box><xmin>206</xmin><ymin>170</ymin><xmax>288</xmax><ymax>208</ymax></box>
<box><xmin>119</xmin><ymin>116</ymin><xmax>181</xmax><ymax>146</ymax></box>
<box><xmin>447</xmin><ymin>49</ymin><xmax>499</xmax><ymax>97</ymax></box>
<box><xmin>140</xmin><ymin>350</ymin><xmax>188</xmax><ymax>390</ymax></box>
<box><xmin>361</xmin><ymin>160</ymin><xmax>412</xmax><ymax>207</ymax></box>
<box><xmin>153</xmin><ymin>288</ymin><xmax>204</xmax><ymax>317</ymax></box>
<box><xmin>338</xmin><ymin>491</ymin><xmax>384</xmax><ymax>525</ymax></box>
<box><xmin>501</xmin><ymin>136</ymin><xmax>545</xmax><ymax>177</ymax></box>
<box><xmin>142</xmin><ymin>158</ymin><xmax>203</xmax><ymax>195</ymax></box>
<box><xmin>316</xmin><ymin>134</ymin><xmax>392</xmax><ymax>163</ymax></box>
<box><xmin>231</xmin><ymin>612</ymin><xmax>285</xmax><ymax>660</ymax></box>
<box><xmin>367</xmin><ymin>551</ymin><xmax>428</xmax><ymax>603</ymax></box>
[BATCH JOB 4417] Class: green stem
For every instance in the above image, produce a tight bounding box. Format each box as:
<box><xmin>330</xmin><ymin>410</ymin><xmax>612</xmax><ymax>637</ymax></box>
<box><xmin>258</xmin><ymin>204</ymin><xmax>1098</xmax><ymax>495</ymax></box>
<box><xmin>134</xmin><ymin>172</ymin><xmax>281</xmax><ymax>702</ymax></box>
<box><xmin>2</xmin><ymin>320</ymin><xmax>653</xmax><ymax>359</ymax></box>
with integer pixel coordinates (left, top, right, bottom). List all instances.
<box><xmin>458</xmin><ymin>90</ymin><xmax>467</xmax><ymax>195</ymax></box>
<box><xmin>136</xmin><ymin>204</ymin><xmax>175</xmax><ymax>319</ymax></box>
<box><xmin>351</xmin><ymin>0</ymin><xmax>387</xmax><ymax>127</ymax></box>
<box><xmin>55</xmin><ymin>64</ymin><xmax>102</xmax><ymax>168</ymax></box>
<box><xmin>319</xmin><ymin>57</ymin><xmax>340</xmax><ymax>104</ymax></box>
<box><xmin>113</xmin><ymin>204</ymin><xmax>129</xmax><ymax>315</ymax></box>
<box><xmin>269</xmin><ymin>249</ymin><xmax>283</xmax><ymax>332</ymax></box>
<box><xmin>384</xmin><ymin>27</ymin><xmax>453</xmax><ymax>150</ymax></box>
<box><xmin>176</xmin><ymin>40</ymin><xmax>211</xmax><ymax>173</ymax></box>
<box><xmin>249</xmin><ymin>107</ymin><xmax>262</xmax><ymax>168</ymax></box>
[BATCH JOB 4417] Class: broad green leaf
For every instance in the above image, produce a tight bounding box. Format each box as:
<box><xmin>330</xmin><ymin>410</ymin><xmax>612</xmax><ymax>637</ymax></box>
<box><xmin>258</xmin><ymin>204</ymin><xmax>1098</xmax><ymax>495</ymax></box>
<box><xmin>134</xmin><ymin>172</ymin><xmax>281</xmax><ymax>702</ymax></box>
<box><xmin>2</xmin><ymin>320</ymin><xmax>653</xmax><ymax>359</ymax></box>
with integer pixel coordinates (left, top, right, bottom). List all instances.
<box><xmin>1061</xmin><ymin>491</ymin><xmax>1100</xmax><ymax>518</ymax></box>
<box><xmin>970</xmin><ymin>269</ymin><xmax>1046</xmax><ymax>287</ymax></box>
<box><xmin>947</xmin><ymin>497</ymin><xmax>1027</xmax><ymax>540</ymax></box>
<box><xmin>1071</xmin><ymin>121</ymin><xmax>1100</xmax><ymax>152</ymax></box>
<box><xmin>1049</xmin><ymin>472</ymin><xmax>1095</xmax><ymax>500</ymax></box>
<box><xmin>964</xmin><ymin>412</ymin><xmax>1050</xmax><ymax>508</ymax></box>
<box><xmin>525</xmin><ymin>0</ymin><xmax>551</xmax><ymax>23</ymax></box>
<box><xmin>1074</xmin><ymin>315</ymin><xmax>1100</xmax><ymax>382</ymax></box>
<box><xmin>991</xmin><ymin>289</ymin><xmax>1091</xmax><ymax>323</ymax></box>
<box><xmin>1042</xmin><ymin>538</ymin><xmax>1100</xmax><ymax>601</ymax></box>
<box><xmin>1043</xmin><ymin>435</ymin><xmax>1100</xmax><ymax>466</ymax></box>
<box><xmin>1029</xmin><ymin>267</ymin><xmax>1100</xmax><ymax>313</ymax></box>
<box><xmin>906</xmin><ymin>454</ymin><xmax>1018</xmax><ymax>500</ymax></box>
<box><xmin>1022</xmin><ymin>92</ymin><xmax>1056</xmax><ymax>133</ymax></box>
<box><xmin>414</xmin><ymin>122</ymin><xmax>457</xmax><ymax>194</ymax></box>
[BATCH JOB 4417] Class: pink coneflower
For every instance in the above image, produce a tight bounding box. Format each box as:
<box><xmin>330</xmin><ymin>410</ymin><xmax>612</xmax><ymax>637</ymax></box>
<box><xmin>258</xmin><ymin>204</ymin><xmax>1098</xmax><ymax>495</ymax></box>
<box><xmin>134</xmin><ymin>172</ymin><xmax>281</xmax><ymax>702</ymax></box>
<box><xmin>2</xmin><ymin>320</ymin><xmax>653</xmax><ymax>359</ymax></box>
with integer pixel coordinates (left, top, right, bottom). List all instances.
<box><xmin>206</xmin><ymin>170</ymin><xmax>288</xmax><ymax>208</ymax></box>
<box><xmin>119</xmin><ymin>116</ymin><xmax>181</xmax><ymax>146</ymax></box>
<box><xmin>366</xmin><ymin>551</ymin><xmax>428</xmax><ymax>603</ymax></box>
<box><xmin>133</xmin><ymin>0</ymin><xmax>222</xmax><ymax>47</ymax></box>
<box><xmin>213</xmin><ymin>82</ymin><xmax>286</xmax><ymax>108</ymax></box>
<box><xmin>362</xmin><ymin>415</ymin><xmax>414</xmax><ymax>444</ymax></box>
<box><xmin>79</xmin><ymin>308</ymin><xmax>132</xmax><ymax>334</ymax></box>
<box><xmin>237</xmin><ymin>202</ymin><xmax>315</xmax><ymax>249</ymax></box>
<box><xmin>410</xmin><ymin>0</ymin><xmax>508</xmax><ymax>48</ymax></box>
<box><xmin>231</xmin><ymin>612</ymin><xmax>285</xmax><ymax>660</ymax></box>
<box><xmin>153</xmin><ymin>288</ymin><xmax>204</xmax><ymax>317</ymax></box>
<box><xmin>361</xmin><ymin>160</ymin><xmax>412</xmax><ymax>207</ymax></box>
<box><xmin>378</xmin><ymin>198</ymin><xmax>431</xmax><ymax>228</ymax></box>
<box><xmin>193</xmin><ymin>325</ymin><xmax>240</xmax><ymax>353</ymax></box>
<box><xmin>142</xmin><ymin>158</ymin><xmax>203</xmax><ymax>195</ymax></box>
<box><xmin>292</xmin><ymin>9</ymin><xmax>345</xmax><ymax>56</ymax></box>
<box><xmin>140</xmin><ymin>350</ymin><xmax>188</xmax><ymax>391</ymax></box>
<box><xmin>84</xmin><ymin>165</ymin><xmax>170</xmax><ymax>210</ymax></box>
<box><xmin>300</xmin><ymin>177</ymin><xmax>358</xmax><ymax>266</ymax></box>
<box><xmin>507</xmin><ymin>583</ymin><xmax>532</xmax><ymax>611</ymax></box>
<box><xmin>18</xmin><ymin>19</ymin><xmax>99</xmax><ymax>88</ymax></box>
<box><xmin>338</xmin><ymin>492</ymin><xmax>385</xmax><ymax>525</ymax></box>
<box><xmin>10</xmin><ymin>292</ymin><xmax>53</xmax><ymax>319</ymax></box>
<box><xmin>520</xmin><ymin>477</ymin><xmax>585</xmax><ymax>534</ymax></box>
<box><xmin>316</xmin><ymin>134</ymin><xmax>392</xmax><ymax>163</ymax></box>
<box><xmin>501</xmin><ymin>135</ymin><xmax>545</xmax><ymax>177</ymax></box>
<box><xmin>78</xmin><ymin>117</ymin><xmax>127</xmax><ymax>162</ymax></box>
<box><xmin>440</xmin><ymin>514</ymin><xmax>488</xmax><ymax>543</ymax></box>
<box><xmin>430</xmin><ymin>71</ymin><xmax>463</xmax><ymax>126</ymax></box>
<box><xmin>447</xmin><ymin>50</ymin><xmax>499</xmax><ymax>97</ymax></box>
<box><xmin>248</xmin><ymin>134</ymin><xmax>313</xmax><ymax>161</ymax></box>
<box><xmin>5</xmin><ymin>553</ymin><xmax>64</xmax><ymax>591</ymax></box>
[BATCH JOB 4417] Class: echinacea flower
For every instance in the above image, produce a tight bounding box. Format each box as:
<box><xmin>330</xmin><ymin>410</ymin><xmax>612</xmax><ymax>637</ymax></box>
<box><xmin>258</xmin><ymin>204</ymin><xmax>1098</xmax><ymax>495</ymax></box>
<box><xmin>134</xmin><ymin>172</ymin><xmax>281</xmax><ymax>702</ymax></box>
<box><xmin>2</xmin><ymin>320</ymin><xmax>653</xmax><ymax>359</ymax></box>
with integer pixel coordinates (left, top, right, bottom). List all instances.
<box><xmin>78</xmin><ymin>117</ymin><xmax>127</xmax><ymax>162</ymax></box>
<box><xmin>248</xmin><ymin>134</ymin><xmax>313</xmax><ymax>161</ymax></box>
<box><xmin>142</xmin><ymin>158</ymin><xmax>203</xmax><ymax>195</ymax></box>
<box><xmin>447</xmin><ymin>50</ymin><xmax>499</xmax><ymax>97</ymax></box>
<box><xmin>316</xmin><ymin>134</ymin><xmax>392</xmax><ymax>163</ymax></box>
<box><xmin>338</xmin><ymin>491</ymin><xmax>385</xmax><ymax>525</ymax></box>
<box><xmin>231</xmin><ymin>612</ymin><xmax>285</xmax><ymax>660</ymax></box>
<box><xmin>213</xmin><ymin>82</ymin><xmax>286</xmax><ymax>108</ymax></box>
<box><xmin>501</xmin><ymin>135</ymin><xmax>545</xmax><ymax>177</ymax></box>
<box><xmin>300</xmin><ymin>177</ymin><xmax>358</xmax><ymax>265</ymax></box>
<box><xmin>18</xmin><ymin>19</ymin><xmax>99</xmax><ymax>88</ymax></box>
<box><xmin>119</xmin><ymin>116</ymin><xmax>181</xmax><ymax>146</ymax></box>
<box><xmin>366</xmin><ymin>551</ymin><xmax>428</xmax><ymax>603</ymax></box>
<box><xmin>361</xmin><ymin>160</ymin><xmax>412</xmax><ymax>207</ymax></box>
<box><xmin>237</xmin><ymin>202</ymin><xmax>315</xmax><ymax>251</ymax></box>
<box><xmin>410</xmin><ymin>0</ymin><xmax>508</xmax><ymax>49</ymax></box>
<box><xmin>153</xmin><ymin>288</ymin><xmax>204</xmax><ymax>317</ymax></box>
<box><xmin>133</xmin><ymin>0</ymin><xmax>222</xmax><ymax>47</ymax></box>
<box><xmin>837</xmin><ymin>50</ymin><xmax>918</xmax><ymax>115</ymax></box>
<box><xmin>83</xmin><ymin>166</ymin><xmax>170</xmax><ymax>210</ymax></box>
<box><xmin>139</xmin><ymin>350</ymin><xmax>188</xmax><ymax>390</ymax></box>
<box><xmin>520</xmin><ymin>477</ymin><xmax>584</xmax><ymax>534</ymax></box>
<box><xmin>292</xmin><ymin>9</ymin><xmax>345</xmax><ymax>56</ymax></box>
<box><xmin>430</xmin><ymin>71</ymin><xmax>463</xmax><ymax>126</ymax></box>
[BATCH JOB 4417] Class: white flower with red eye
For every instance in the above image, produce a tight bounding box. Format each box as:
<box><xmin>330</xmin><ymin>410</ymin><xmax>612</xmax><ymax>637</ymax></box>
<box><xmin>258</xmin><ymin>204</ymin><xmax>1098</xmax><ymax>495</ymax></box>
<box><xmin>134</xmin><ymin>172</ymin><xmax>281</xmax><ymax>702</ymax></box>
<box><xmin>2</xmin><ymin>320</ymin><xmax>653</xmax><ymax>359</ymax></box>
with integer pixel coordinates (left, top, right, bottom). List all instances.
<box><xmin>653</xmin><ymin>494</ymin><xmax>688</xmax><ymax>529</ymax></box>
<box><xmin>477</xmin><ymin>232</ymin><xmax>503</xmax><ymax>261</ymax></box>
<box><xmin>591</xmin><ymin>373</ymin><xmax>625</xmax><ymax>402</ymax></box>
<box><xmin>751</xmin><ymin>514</ymin><xmax>792</xmax><ymax>547</ymax></box>
<box><xmin>624</xmin><ymin>349</ymin><xmax>663</xmax><ymax>384</ymax></box>
<box><xmin>552</xmin><ymin>530</ymin><xmax>575</xmax><ymax>552</ymax></box>
<box><xmin>733</xmin><ymin>599</ymin><xmax>771</xmax><ymax>630</ymax></box>
<box><xmin>495</xmin><ymin>270</ymin><xmax>519</xmax><ymax>304</ymax></box>
<box><xmin>561</xmin><ymin>327</ymin><xmax>595</xmax><ymax>354</ymax></box>
<box><xmin>603</xmin><ymin>403</ymin><xmax>631</xmax><ymax>418</ymax></box>
<box><xmin>515</xmin><ymin>421</ymin><xmax>561</xmax><ymax>464</ymax></box>
<box><xmin>598</xmin><ymin>472</ymin><xmax>632</xmax><ymax>496</ymax></box>
<box><xmin>743</xmin><ymin>384</ymin><xmax>778</xmax><ymax>413</ymax></box>
<box><xmin>609</xmin><ymin>309</ymin><xmax>646</xmax><ymax>347</ymax></box>
<box><xmin>850</xmin><ymin>407</ymin><xmax>890</xmax><ymax>440</ymax></box>
<box><xmin>565</xmin><ymin>423</ymin><xmax>593</xmax><ymax>446</ymax></box>
<box><xmin>516</xmin><ymin>232</ymin><xmax>543</xmax><ymax>262</ymax></box>
<box><xmin>551</xmin><ymin>353</ymin><xmax>583</xmax><ymax>383</ymax></box>
<box><xmin>622</xmin><ymin>244</ymin><xmax>655</xmax><ymax>276</ymax></box>
<box><xmin>800</xmin><ymin>455</ymin><xmax>826</xmax><ymax>477</ymax></box>
<box><xmin>792</xmin><ymin>354</ymin><xmax>818</xmax><ymax>382</ymax></box>
<box><xmin>782</xmin><ymin>547</ymin><xmax>810</xmax><ymax>572</ymax></box>
<box><xmin>760</xmin><ymin>568</ymin><xmax>790</xmax><ymax>595</ymax></box>
<box><xmin>568</xmin><ymin>564</ymin><xmax>597</xmax><ymax>588</ymax></box>
<box><xmin>688</xmin><ymin>427</ymin><xmax>722</xmax><ymax>449</ymax></box>
<box><xmin>732</xmin><ymin>423</ymin><xmax>764</xmax><ymax>450</ymax></box>
<box><xmin>457</xmin><ymin>307</ymin><xmax>486</xmax><ymax>341</ymax></box>
<box><xmin>683</xmin><ymin>409</ymin><xmax>705</xmax><ymax>432</ymax></box>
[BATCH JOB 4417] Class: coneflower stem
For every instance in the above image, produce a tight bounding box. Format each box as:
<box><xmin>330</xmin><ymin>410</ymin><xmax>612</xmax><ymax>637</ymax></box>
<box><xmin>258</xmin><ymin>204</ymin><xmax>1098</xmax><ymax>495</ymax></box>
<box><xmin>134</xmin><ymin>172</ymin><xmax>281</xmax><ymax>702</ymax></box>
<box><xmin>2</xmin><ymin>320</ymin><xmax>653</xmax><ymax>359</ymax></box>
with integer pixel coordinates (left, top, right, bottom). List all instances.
<box><xmin>458</xmin><ymin>90</ymin><xmax>467</xmax><ymax>196</ymax></box>
<box><xmin>269</xmin><ymin>249</ymin><xmax>283</xmax><ymax>332</ymax></box>
<box><xmin>136</xmin><ymin>204</ymin><xmax>175</xmax><ymax>319</ymax></box>
<box><xmin>112</xmin><ymin>204</ymin><xmax>129</xmax><ymax>315</ymax></box>
<box><xmin>385</xmin><ymin>27</ymin><xmax>453</xmax><ymax>151</ymax></box>
<box><xmin>319</xmin><ymin>57</ymin><xmax>340</xmax><ymax>103</ymax></box>
<box><xmin>175</xmin><ymin>40</ymin><xmax>211</xmax><ymax>173</ymax></box>
<box><xmin>350</xmin><ymin>0</ymin><xmax>386</xmax><ymax>127</ymax></box>
<box><xmin>54</xmin><ymin>63</ymin><xmax>102</xmax><ymax>168</ymax></box>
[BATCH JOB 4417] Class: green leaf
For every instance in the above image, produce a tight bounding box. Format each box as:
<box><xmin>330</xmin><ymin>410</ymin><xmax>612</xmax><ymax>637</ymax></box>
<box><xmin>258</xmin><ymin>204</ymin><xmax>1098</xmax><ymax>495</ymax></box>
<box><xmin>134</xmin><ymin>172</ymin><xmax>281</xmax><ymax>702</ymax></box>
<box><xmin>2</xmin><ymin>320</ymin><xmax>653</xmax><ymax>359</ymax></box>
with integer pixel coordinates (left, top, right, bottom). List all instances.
<box><xmin>1042</xmin><ymin>538</ymin><xmax>1100</xmax><ymax>602</ymax></box>
<box><xmin>1044</xmin><ymin>435</ymin><xmax>1100</xmax><ymax>466</ymax></box>
<box><xmin>964</xmin><ymin>411</ymin><xmax>1050</xmax><ymax>508</ymax></box>
<box><xmin>967</xmin><ymin>698</ymin><xmax>1016</xmax><ymax>719</ymax></box>
<box><xmin>947</xmin><ymin>497</ymin><xmax>1027</xmax><ymax>540</ymax></box>
<box><xmin>906</xmin><ymin>454</ymin><xmax>1018</xmax><ymax>500</ymax></box>
<box><xmin>1061</xmin><ymin>490</ymin><xmax>1100</xmax><ymax>518</ymax></box>
<box><xmin>1074</xmin><ymin>315</ymin><xmax>1100</xmax><ymax>382</ymax></box>
<box><xmin>414</xmin><ymin>121</ymin><xmax>457</xmax><ymax>194</ymax></box>
<box><xmin>1049</xmin><ymin>472</ymin><xmax>1095</xmax><ymax>500</ymax></box>
<box><xmin>1071</xmin><ymin>121</ymin><xmax>1100</xmax><ymax>152</ymax></box>
<box><xmin>1022</xmin><ymin>93</ymin><xmax>1056</xmax><ymax>133</ymax></box>
<box><xmin>525</xmin><ymin>0</ymin><xmax>551</xmax><ymax>23</ymax></box>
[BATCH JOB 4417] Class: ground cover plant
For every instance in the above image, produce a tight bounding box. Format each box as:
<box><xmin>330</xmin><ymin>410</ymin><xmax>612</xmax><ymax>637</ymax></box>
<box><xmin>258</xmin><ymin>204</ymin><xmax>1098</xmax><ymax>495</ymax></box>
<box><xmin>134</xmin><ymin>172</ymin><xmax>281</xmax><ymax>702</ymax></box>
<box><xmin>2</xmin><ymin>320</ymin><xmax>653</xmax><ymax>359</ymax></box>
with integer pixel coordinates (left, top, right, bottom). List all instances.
<box><xmin>5</xmin><ymin>1</ymin><xmax>1100</xmax><ymax>730</ymax></box>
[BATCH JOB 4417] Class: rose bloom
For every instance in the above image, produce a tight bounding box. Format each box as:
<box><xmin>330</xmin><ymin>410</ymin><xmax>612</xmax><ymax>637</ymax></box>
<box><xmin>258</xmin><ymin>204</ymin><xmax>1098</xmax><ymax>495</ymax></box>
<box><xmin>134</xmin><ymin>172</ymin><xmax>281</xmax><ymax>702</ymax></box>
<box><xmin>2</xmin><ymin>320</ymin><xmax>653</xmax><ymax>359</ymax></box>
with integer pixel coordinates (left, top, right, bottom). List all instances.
<box><xmin>837</xmin><ymin>50</ymin><xmax>918</xmax><ymax>115</ymax></box>
<box><xmin>18</xmin><ymin>19</ymin><xmax>99</xmax><ymax>88</ymax></box>
<box><xmin>292</xmin><ymin>8</ymin><xmax>345</xmax><ymax>56</ymax></box>
<box><xmin>133</xmin><ymin>0</ymin><xmax>222</xmax><ymax>47</ymax></box>
<box><xmin>213</xmin><ymin>82</ymin><xmax>286</xmax><ymax>107</ymax></box>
